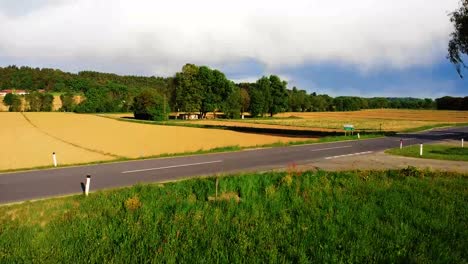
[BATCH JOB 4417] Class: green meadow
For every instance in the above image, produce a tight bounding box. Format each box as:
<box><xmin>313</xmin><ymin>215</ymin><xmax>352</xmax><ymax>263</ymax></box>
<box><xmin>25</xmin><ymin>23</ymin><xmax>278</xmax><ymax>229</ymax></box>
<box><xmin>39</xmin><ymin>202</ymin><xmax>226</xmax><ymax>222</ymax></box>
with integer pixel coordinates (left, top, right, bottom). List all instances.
<box><xmin>387</xmin><ymin>144</ymin><xmax>468</xmax><ymax>161</ymax></box>
<box><xmin>1</xmin><ymin>168</ymin><xmax>466</xmax><ymax>263</ymax></box>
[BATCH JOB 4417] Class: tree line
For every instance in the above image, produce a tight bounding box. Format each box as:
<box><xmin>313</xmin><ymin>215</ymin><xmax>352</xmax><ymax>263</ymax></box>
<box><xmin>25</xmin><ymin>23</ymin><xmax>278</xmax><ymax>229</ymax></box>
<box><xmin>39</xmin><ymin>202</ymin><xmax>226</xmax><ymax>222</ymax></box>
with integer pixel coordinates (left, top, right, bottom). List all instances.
<box><xmin>1</xmin><ymin>65</ymin><xmax>466</xmax><ymax>119</ymax></box>
<box><xmin>3</xmin><ymin>92</ymin><xmax>54</xmax><ymax>112</ymax></box>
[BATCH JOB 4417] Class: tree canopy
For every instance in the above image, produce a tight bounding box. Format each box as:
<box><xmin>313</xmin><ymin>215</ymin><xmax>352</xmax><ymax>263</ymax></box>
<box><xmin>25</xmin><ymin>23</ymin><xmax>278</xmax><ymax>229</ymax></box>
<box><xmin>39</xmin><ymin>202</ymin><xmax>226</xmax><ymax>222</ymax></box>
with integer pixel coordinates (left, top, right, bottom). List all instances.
<box><xmin>1</xmin><ymin>64</ymin><xmax>461</xmax><ymax>115</ymax></box>
<box><xmin>133</xmin><ymin>89</ymin><xmax>170</xmax><ymax>121</ymax></box>
<box><xmin>448</xmin><ymin>0</ymin><xmax>468</xmax><ymax>77</ymax></box>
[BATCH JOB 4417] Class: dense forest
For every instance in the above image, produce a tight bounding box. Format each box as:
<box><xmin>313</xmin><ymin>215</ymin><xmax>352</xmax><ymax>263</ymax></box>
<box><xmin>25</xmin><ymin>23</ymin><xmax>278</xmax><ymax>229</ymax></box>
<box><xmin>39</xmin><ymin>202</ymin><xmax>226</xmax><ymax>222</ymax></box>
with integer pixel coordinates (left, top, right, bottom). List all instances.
<box><xmin>0</xmin><ymin>65</ymin><xmax>466</xmax><ymax>119</ymax></box>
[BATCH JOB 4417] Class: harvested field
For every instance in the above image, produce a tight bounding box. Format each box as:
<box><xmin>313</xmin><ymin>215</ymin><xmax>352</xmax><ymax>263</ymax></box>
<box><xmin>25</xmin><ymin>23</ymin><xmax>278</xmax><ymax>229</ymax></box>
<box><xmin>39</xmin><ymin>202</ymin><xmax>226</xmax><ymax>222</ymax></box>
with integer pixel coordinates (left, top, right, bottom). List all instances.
<box><xmin>241</xmin><ymin>118</ymin><xmax>439</xmax><ymax>131</ymax></box>
<box><xmin>1</xmin><ymin>112</ymin><xmax>308</xmax><ymax>170</ymax></box>
<box><xmin>0</xmin><ymin>113</ymin><xmax>113</xmax><ymax>170</ymax></box>
<box><xmin>52</xmin><ymin>95</ymin><xmax>62</xmax><ymax>110</ymax></box>
<box><xmin>275</xmin><ymin>109</ymin><xmax>468</xmax><ymax>122</ymax></box>
<box><xmin>186</xmin><ymin>120</ymin><xmax>337</xmax><ymax>132</ymax></box>
<box><xmin>192</xmin><ymin>109</ymin><xmax>468</xmax><ymax>132</ymax></box>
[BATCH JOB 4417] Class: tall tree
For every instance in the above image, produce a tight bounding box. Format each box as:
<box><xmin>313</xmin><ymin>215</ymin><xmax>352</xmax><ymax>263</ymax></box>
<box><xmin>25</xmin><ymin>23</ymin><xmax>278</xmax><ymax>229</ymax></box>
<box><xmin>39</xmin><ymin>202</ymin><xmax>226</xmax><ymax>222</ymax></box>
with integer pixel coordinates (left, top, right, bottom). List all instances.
<box><xmin>197</xmin><ymin>66</ymin><xmax>233</xmax><ymax>118</ymax></box>
<box><xmin>255</xmin><ymin>77</ymin><xmax>272</xmax><ymax>116</ymax></box>
<box><xmin>3</xmin><ymin>93</ymin><xmax>22</xmax><ymax>112</ymax></box>
<box><xmin>239</xmin><ymin>84</ymin><xmax>250</xmax><ymax>118</ymax></box>
<box><xmin>60</xmin><ymin>93</ymin><xmax>76</xmax><ymax>112</ymax></box>
<box><xmin>40</xmin><ymin>93</ymin><xmax>54</xmax><ymax>111</ymax></box>
<box><xmin>448</xmin><ymin>0</ymin><xmax>468</xmax><ymax>77</ymax></box>
<box><xmin>249</xmin><ymin>87</ymin><xmax>266</xmax><ymax>117</ymax></box>
<box><xmin>25</xmin><ymin>92</ymin><xmax>42</xmax><ymax>111</ymax></box>
<box><xmin>174</xmin><ymin>64</ymin><xmax>203</xmax><ymax>114</ymax></box>
<box><xmin>223</xmin><ymin>86</ymin><xmax>242</xmax><ymax>119</ymax></box>
<box><xmin>133</xmin><ymin>89</ymin><xmax>169</xmax><ymax>121</ymax></box>
<box><xmin>268</xmin><ymin>75</ymin><xmax>288</xmax><ymax>116</ymax></box>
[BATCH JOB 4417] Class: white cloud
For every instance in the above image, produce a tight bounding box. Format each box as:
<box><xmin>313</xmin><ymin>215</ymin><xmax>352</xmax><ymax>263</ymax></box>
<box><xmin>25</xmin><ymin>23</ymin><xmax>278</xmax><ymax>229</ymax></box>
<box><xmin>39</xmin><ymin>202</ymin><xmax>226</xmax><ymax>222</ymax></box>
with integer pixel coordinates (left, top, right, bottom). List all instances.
<box><xmin>0</xmin><ymin>0</ymin><xmax>460</xmax><ymax>75</ymax></box>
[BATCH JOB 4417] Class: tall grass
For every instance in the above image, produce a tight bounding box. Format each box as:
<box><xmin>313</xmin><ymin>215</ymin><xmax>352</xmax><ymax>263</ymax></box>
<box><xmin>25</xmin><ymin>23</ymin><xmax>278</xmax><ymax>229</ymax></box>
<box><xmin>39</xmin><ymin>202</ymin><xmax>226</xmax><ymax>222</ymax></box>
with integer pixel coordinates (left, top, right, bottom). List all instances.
<box><xmin>1</xmin><ymin>168</ymin><xmax>466</xmax><ymax>263</ymax></box>
<box><xmin>387</xmin><ymin>144</ymin><xmax>468</xmax><ymax>161</ymax></box>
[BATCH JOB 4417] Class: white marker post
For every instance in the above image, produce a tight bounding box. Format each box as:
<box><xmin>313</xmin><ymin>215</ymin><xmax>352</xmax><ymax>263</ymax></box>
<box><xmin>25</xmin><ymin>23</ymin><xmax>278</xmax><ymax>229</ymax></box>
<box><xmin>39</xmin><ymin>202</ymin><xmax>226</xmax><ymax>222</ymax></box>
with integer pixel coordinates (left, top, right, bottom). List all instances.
<box><xmin>357</xmin><ymin>133</ymin><xmax>360</xmax><ymax>139</ymax></box>
<box><xmin>400</xmin><ymin>139</ymin><xmax>403</xmax><ymax>149</ymax></box>
<box><xmin>52</xmin><ymin>152</ymin><xmax>57</xmax><ymax>167</ymax></box>
<box><xmin>85</xmin><ymin>174</ymin><xmax>91</xmax><ymax>196</ymax></box>
<box><xmin>462</xmin><ymin>138</ymin><xmax>464</xmax><ymax>148</ymax></box>
<box><xmin>420</xmin><ymin>144</ymin><xmax>423</xmax><ymax>156</ymax></box>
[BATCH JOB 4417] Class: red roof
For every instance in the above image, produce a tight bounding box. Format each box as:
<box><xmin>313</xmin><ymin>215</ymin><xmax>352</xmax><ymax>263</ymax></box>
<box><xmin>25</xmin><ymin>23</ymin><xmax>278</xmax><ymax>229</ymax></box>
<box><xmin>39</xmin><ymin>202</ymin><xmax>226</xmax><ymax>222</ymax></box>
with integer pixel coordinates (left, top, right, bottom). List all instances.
<box><xmin>0</xmin><ymin>89</ymin><xmax>28</xmax><ymax>94</ymax></box>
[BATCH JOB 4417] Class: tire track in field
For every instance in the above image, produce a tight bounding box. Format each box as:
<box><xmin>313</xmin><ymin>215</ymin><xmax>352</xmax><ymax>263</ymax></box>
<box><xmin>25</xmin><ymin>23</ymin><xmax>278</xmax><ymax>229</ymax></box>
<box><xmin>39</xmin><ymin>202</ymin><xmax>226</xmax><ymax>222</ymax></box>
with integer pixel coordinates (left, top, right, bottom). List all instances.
<box><xmin>21</xmin><ymin>112</ymin><xmax>125</xmax><ymax>159</ymax></box>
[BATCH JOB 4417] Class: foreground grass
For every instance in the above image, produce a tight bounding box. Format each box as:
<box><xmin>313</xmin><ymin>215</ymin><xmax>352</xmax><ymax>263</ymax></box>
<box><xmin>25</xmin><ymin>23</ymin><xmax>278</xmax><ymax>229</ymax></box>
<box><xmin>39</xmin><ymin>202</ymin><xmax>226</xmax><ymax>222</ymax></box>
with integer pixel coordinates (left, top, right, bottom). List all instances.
<box><xmin>386</xmin><ymin>144</ymin><xmax>468</xmax><ymax>161</ymax></box>
<box><xmin>1</xmin><ymin>168</ymin><xmax>467</xmax><ymax>262</ymax></box>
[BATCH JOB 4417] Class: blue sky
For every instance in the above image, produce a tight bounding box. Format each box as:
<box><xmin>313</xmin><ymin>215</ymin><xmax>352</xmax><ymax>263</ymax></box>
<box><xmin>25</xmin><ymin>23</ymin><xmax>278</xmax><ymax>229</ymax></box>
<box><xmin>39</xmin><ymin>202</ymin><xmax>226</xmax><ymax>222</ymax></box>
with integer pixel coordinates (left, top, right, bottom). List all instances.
<box><xmin>0</xmin><ymin>0</ymin><xmax>466</xmax><ymax>98</ymax></box>
<box><xmin>220</xmin><ymin>58</ymin><xmax>466</xmax><ymax>98</ymax></box>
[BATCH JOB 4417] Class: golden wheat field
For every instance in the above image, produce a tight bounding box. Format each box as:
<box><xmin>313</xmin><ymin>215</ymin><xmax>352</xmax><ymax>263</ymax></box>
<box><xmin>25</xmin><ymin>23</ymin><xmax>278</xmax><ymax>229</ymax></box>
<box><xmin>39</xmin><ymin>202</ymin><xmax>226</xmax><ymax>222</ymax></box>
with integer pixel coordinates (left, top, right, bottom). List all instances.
<box><xmin>0</xmin><ymin>112</ymin><xmax>309</xmax><ymax>170</ymax></box>
<box><xmin>0</xmin><ymin>113</ymin><xmax>114</xmax><ymax>170</ymax></box>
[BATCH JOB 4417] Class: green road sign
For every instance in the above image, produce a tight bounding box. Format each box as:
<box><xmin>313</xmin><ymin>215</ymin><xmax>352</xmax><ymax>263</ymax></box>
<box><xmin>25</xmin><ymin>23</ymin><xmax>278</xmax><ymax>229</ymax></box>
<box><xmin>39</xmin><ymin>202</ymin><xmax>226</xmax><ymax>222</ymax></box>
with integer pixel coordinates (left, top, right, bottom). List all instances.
<box><xmin>343</xmin><ymin>124</ymin><xmax>354</xmax><ymax>131</ymax></box>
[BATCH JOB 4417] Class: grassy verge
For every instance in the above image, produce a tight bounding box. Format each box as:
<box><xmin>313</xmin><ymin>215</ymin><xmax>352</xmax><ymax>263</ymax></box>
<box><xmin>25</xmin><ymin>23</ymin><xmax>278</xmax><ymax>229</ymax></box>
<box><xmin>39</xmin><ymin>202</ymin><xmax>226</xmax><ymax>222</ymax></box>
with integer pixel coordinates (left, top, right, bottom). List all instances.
<box><xmin>386</xmin><ymin>144</ymin><xmax>468</xmax><ymax>161</ymax></box>
<box><xmin>1</xmin><ymin>168</ymin><xmax>466</xmax><ymax>262</ymax></box>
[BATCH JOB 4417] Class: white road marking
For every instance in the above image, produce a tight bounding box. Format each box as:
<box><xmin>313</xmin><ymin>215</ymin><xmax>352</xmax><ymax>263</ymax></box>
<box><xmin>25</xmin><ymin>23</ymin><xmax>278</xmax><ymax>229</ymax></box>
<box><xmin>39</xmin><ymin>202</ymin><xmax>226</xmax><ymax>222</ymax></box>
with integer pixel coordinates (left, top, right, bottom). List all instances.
<box><xmin>324</xmin><ymin>151</ymin><xmax>373</xmax><ymax>160</ymax></box>
<box><xmin>310</xmin><ymin>145</ymin><xmax>352</xmax><ymax>152</ymax></box>
<box><xmin>122</xmin><ymin>160</ymin><xmax>223</xmax><ymax>174</ymax></box>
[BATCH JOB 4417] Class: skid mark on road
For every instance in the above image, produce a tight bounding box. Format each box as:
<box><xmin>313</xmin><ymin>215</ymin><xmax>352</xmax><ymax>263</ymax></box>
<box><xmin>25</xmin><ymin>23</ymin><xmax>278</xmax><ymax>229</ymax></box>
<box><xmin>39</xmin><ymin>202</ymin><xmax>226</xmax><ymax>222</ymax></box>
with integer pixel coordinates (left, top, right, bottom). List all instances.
<box><xmin>21</xmin><ymin>113</ymin><xmax>124</xmax><ymax>159</ymax></box>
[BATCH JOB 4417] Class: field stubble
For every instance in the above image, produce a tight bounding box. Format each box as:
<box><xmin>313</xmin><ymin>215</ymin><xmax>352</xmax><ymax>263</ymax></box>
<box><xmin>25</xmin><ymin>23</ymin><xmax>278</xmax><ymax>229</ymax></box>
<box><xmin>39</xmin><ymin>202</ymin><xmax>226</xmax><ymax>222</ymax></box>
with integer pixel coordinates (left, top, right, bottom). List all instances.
<box><xmin>180</xmin><ymin>109</ymin><xmax>468</xmax><ymax>132</ymax></box>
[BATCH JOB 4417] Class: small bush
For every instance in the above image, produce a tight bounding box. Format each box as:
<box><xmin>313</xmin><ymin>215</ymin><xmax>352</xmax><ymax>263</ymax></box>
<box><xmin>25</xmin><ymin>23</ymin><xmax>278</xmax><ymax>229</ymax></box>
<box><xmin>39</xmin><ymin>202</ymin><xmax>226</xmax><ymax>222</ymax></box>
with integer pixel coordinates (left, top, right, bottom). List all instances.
<box><xmin>124</xmin><ymin>196</ymin><xmax>141</xmax><ymax>211</ymax></box>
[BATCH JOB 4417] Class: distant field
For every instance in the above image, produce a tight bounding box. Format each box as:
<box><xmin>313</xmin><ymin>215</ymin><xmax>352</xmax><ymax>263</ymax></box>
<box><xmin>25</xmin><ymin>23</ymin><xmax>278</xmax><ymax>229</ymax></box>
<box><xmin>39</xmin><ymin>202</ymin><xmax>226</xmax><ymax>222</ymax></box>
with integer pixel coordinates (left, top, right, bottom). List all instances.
<box><xmin>0</xmin><ymin>112</ymin><xmax>308</xmax><ymax>171</ymax></box>
<box><xmin>182</xmin><ymin>109</ymin><xmax>468</xmax><ymax>132</ymax></box>
<box><xmin>1</xmin><ymin>169</ymin><xmax>466</xmax><ymax>262</ymax></box>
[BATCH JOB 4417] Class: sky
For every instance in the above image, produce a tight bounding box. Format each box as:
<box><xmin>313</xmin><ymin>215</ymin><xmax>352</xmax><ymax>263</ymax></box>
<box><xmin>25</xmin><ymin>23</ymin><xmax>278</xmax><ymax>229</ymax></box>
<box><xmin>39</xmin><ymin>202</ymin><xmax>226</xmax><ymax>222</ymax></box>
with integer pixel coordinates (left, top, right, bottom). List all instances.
<box><xmin>0</xmin><ymin>0</ymin><xmax>466</xmax><ymax>98</ymax></box>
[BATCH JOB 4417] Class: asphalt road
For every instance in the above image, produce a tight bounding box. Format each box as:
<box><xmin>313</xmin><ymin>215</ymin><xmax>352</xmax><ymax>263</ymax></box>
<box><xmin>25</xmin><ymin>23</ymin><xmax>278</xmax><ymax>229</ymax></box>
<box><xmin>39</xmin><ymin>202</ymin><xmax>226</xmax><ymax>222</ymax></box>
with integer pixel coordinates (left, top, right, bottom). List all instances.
<box><xmin>1</xmin><ymin>126</ymin><xmax>467</xmax><ymax>204</ymax></box>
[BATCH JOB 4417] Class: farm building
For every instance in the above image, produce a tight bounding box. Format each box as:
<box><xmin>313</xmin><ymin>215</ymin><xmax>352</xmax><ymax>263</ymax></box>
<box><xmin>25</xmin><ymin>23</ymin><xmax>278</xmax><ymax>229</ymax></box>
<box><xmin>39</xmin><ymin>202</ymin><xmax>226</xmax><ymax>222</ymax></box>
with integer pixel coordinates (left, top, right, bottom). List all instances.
<box><xmin>178</xmin><ymin>113</ymin><xmax>201</xmax><ymax>120</ymax></box>
<box><xmin>0</xmin><ymin>89</ymin><xmax>29</xmax><ymax>96</ymax></box>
